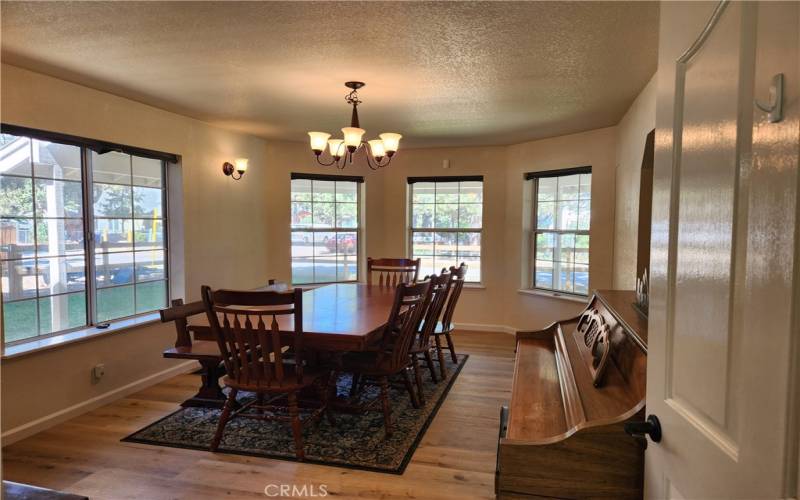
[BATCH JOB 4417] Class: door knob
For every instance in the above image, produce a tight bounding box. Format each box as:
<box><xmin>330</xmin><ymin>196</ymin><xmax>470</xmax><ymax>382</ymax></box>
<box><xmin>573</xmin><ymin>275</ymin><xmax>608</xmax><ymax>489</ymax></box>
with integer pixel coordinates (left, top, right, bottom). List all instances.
<box><xmin>624</xmin><ymin>414</ymin><xmax>662</xmax><ymax>448</ymax></box>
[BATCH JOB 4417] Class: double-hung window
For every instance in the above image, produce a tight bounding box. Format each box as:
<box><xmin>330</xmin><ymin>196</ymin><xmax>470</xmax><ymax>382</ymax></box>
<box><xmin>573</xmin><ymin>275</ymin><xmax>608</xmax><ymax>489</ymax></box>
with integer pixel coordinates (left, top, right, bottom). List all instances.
<box><xmin>290</xmin><ymin>173</ymin><xmax>362</xmax><ymax>284</ymax></box>
<box><xmin>408</xmin><ymin>176</ymin><xmax>483</xmax><ymax>283</ymax></box>
<box><xmin>528</xmin><ymin>167</ymin><xmax>591</xmax><ymax>295</ymax></box>
<box><xmin>0</xmin><ymin>126</ymin><xmax>172</xmax><ymax>347</ymax></box>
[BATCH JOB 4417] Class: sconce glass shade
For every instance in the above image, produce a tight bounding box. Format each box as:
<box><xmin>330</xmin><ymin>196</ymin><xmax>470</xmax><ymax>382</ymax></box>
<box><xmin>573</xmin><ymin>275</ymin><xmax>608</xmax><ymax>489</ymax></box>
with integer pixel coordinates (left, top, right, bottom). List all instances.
<box><xmin>342</xmin><ymin>127</ymin><xmax>365</xmax><ymax>149</ymax></box>
<box><xmin>379</xmin><ymin>133</ymin><xmax>402</xmax><ymax>153</ymax></box>
<box><xmin>308</xmin><ymin>131</ymin><xmax>331</xmax><ymax>153</ymax></box>
<box><xmin>234</xmin><ymin>158</ymin><xmax>249</xmax><ymax>173</ymax></box>
<box><xmin>368</xmin><ymin>139</ymin><xmax>386</xmax><ymax>159</ymax></box>
<box><xmin>328</xmin><ymin>139</ymin><xmax>345</xmax><ymax>158</ymax></box>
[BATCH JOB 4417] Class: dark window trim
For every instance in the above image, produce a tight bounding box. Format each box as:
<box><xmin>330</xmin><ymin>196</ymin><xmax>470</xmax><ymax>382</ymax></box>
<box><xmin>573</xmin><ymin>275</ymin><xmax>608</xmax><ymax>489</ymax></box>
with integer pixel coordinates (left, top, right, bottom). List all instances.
<box><xmin>1</xmin><ymin>123</ymin><xmax>179</xmax><ymax>164</ymax></box>
<box><xmin>407</xmin><ymin>175</ymin><xmax>484</xmax><ymax>184</ymax></box>
<box><xmin>291</xmin><ymin>172</ymin><xmax>364</xmax><ymax>183</ymax></box>
<box><xmin>525</xmin><ymin>166</ymin><xmax>591</xmax><ymax>180</ymax></box>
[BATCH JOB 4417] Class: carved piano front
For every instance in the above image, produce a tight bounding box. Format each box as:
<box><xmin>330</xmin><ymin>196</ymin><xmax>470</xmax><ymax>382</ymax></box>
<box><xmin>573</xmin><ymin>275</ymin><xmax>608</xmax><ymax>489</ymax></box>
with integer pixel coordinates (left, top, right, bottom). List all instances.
<box><xmin>496</xmin><ymin>290</ymin><xmax>648</xmax><ymax>499</ymax></box>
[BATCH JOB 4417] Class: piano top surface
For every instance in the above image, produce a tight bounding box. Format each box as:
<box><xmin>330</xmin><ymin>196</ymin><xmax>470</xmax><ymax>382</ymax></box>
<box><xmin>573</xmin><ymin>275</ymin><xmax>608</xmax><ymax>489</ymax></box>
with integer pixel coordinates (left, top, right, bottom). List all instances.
<box><xmin>505</xmin><ymin>290</ymin><xmax>647</xmax><ymax>443</ymax></box>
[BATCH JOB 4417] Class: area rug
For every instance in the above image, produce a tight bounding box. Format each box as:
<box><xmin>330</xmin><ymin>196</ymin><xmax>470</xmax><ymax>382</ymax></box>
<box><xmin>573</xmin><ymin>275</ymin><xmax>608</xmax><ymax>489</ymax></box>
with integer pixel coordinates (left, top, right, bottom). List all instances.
<box><xmin>123</xmin><ymin>354</ymin><xmax>468</xmax><ymax>474</ymax></box>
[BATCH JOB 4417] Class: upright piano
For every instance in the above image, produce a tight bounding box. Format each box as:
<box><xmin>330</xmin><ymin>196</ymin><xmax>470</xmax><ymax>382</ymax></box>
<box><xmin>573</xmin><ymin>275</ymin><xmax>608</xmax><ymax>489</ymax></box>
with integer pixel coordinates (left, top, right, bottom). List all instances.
<box><xmin>496</xmin><ymin>290</ymin><xmax>648</xmax><ymax>499</ymax></box>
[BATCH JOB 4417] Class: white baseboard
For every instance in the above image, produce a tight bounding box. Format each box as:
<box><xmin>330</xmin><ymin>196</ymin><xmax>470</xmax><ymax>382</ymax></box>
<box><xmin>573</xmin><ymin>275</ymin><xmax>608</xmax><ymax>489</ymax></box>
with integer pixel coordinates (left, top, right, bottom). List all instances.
<box><xmin>454</xmin><ymin>322</ymin><xmax>516</xmax><ymax>334</ymax></box>
<box><xmin>1</xmin><ymin>360</ymin><xmax>197</xmax><ymax>446</ymax></box>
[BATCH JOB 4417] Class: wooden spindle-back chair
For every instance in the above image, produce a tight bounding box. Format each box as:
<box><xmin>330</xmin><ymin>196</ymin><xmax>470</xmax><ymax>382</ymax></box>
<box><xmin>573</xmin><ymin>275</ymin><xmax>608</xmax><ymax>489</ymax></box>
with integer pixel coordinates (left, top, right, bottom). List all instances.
<box><xmin>366</xmin><ymin>257</ymin><xmax>420</xmax><ymax>287</ymax></box>
<box><xmin>431</xmin><ymin>262</ymin><xmax>468</xmax><ymax>378</ymax></box>
<box><xmin>338</xmin><ymin>280</ymin><xmax>431</xmax><ymax>437</ymax></box>
<box><xmin>409</xmin><ymin>270</ymin><xmax>453</xmax><ymax>402</ymax></box>
<box><xmin>201</xmin><ymin>286</ymin><xmax>331</xmax><ymax>460</ymax></box>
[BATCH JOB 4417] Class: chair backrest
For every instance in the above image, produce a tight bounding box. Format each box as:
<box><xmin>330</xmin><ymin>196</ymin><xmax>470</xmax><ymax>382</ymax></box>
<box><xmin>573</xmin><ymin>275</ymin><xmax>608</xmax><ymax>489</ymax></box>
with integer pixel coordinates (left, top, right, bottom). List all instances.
<box><xmin>367</xmin><ymin>257</ymin><xmax>421</xmax><ymax>287</ymax></box>
<box><xmin>202</xmin><ymin>286</ymin><xmax>304</xmax><ymax>387</ymax></box>
<box><xmin>416</xmin><ymin>270</ymin><xmax>453</xmax><ymax>348</ymax></box>
<box><xmin>378</xmin><ymin>280</ymin><xmax>431</xmax><ymax>371</ymax></box>
<box><xmin>441</xmin><ymin>262</ymin><xmax>468</xmax><ymax>332</ymax></box>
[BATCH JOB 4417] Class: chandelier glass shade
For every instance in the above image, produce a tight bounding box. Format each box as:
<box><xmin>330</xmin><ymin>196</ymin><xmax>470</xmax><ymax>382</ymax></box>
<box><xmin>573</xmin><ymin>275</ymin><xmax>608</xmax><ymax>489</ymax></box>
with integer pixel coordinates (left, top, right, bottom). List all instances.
<box><xmin>308</xmin><ymin>82</ymin><xmax>401</xmax><ymax>170</ymax></box>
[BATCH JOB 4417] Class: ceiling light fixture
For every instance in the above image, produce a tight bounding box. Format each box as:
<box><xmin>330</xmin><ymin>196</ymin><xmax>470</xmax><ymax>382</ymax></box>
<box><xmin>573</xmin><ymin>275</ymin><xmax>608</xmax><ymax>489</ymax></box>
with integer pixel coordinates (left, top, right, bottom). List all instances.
<box><xmin>308</xmin><ymin>81</ymin><xmax>402</xmax><ymax>170</ymax></box>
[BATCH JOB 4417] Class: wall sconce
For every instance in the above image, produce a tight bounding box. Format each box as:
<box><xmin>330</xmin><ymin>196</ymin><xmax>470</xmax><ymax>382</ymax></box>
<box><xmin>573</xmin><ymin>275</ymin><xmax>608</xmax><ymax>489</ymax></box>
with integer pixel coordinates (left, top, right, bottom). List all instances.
<box><xmin>222</xmin><ymin>158</ymin><xmax>249</xmax><ymax>180</ymax></box>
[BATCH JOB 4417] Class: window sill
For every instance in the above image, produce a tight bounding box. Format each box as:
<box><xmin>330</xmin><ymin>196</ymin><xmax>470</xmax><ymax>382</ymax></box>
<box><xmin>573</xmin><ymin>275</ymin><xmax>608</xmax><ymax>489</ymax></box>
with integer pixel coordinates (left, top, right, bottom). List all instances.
<box><xmin>463</xmin><ymin>283</ymin><xmax>486</xmax><ymax>290</ymax></box>
<box><xmin>517</xmin><ymin>289</ymin><xmax>589</xmax><ymax>304</ymax></box>
<box><xmin>2</xmin><ymin>312</ymin><xmax>161</xmax><ymax>360</ymax></box>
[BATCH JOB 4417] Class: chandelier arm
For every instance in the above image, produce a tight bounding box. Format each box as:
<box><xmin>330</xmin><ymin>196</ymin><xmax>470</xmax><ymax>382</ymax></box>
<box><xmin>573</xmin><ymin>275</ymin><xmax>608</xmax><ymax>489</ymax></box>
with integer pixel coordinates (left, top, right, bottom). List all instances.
<box><xmin>315</xmin><ymin>155</ymin><xmax>337</xmax><ymax>167</ymax></box>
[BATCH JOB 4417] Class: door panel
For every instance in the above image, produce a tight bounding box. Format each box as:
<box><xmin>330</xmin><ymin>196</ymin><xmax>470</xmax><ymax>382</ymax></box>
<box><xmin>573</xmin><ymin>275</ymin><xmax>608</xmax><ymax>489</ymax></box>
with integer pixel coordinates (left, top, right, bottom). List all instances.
<box><xmin>670</xmin><ymin>1</ymin><xmax>742</xmax><ymax>439</ymax></box>
<box><xmin>646</xmin><ymin>1</ymin><xmax>800</xmax><ymax>498</ymax></box>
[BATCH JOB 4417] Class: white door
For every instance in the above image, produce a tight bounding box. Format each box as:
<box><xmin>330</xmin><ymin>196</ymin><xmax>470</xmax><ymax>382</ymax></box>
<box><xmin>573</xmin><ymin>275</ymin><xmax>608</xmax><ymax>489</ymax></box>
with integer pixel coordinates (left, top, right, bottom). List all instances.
<box><xmin>646</xmin><ymin>1</ymin><xmax>800</xmax><ymax>498</ymax></box>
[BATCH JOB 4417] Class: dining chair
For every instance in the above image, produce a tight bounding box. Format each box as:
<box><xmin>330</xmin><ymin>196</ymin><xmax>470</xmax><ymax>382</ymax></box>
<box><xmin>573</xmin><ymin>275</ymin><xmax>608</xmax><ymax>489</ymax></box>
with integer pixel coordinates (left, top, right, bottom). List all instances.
<box><xmin>367</xmin><ymin>257</ymin><xmax>421</xmax><ymax>286</ymax></box>
<box><xmin>201</xmin><ymin>285</ymin><xmax>332</xmax><ymax>460</ymax></box>
<box><xmin>337</xmin><ymin>279</ymin><xmax>431</xmax><ymax>437</ymax></box>
<box><xmin>431</xmin><ymin>262</ymin><xmax>468</xmax><ymax>378</ymax></box>
<box><xmin>409</xmin><ymin>270</ymin><xmax>453</xmax><ymax>403</ymax></box>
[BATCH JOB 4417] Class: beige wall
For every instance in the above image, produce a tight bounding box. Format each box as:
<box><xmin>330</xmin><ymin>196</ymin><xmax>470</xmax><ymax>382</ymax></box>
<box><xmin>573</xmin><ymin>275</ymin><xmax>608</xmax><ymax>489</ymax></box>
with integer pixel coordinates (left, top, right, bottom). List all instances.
<box><xmin>0</xmin><ymin>64</ymin><xmax>276</xmax><ymax>432</ymax></box>
<box><xmin>613</xmin><ymin>73</ymin><xmax>657</xmax><ymax>289</ymax></box>
<box><xmin>504</xmin><ymin>127</ymin><xmax>618</xmax><ymax>329</ymax></box>
<box><xmin>0</xmin><ymin>63</ymin><xmax>655</xmax><ymax>437</ymax></box>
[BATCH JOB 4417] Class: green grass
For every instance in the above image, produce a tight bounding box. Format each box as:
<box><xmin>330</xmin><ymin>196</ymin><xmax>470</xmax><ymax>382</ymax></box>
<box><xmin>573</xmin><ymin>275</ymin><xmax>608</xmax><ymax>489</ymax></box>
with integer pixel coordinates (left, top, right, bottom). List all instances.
<box><xmin>3</xmin><ymin>281</ymin><xmax>167</xmax><ymax>343</ymax></box>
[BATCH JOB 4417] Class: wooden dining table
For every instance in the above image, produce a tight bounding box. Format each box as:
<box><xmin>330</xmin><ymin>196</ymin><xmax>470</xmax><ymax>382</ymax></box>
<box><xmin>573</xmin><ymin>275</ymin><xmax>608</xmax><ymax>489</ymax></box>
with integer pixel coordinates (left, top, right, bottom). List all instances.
<box><xmin>162</xmin><ymin>283</ymin><xmax>399</xmax><ymax>407</ymax></box>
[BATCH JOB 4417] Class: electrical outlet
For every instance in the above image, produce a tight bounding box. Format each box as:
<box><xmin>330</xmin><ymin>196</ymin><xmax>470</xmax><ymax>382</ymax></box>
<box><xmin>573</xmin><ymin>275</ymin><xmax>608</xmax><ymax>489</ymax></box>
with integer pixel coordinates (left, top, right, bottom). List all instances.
<box><xmin>92</xmin><ymin>363</ymin><xmax>106</xmax><ymax>381</ymax></box>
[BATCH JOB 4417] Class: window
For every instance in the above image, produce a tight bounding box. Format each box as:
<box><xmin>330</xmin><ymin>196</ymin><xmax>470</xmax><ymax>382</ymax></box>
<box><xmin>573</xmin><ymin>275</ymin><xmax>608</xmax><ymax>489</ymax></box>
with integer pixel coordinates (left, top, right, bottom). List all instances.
<box><xmin>408</xmin><ymin>176</ymin><xmax>483</xmax><ymax>282</ymax></box>
<box><xmin>0</xmin><ymin>126</ymin><xmax>173</xmax><ymax>346</ymax></box>
<box><xmin>290</xmin><ymin>173</ymin><xmax>362</xmax><ymax>284</ymax></box>
<box><xmin>528</xmin><ymin>167</ymin><xmax>591</xmax><ymax>295</ymax></box>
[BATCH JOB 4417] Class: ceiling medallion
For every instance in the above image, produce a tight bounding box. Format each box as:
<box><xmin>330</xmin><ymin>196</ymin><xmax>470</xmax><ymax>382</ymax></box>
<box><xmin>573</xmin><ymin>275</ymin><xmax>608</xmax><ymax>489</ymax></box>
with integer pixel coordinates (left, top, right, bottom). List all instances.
<box><xmin>308</xmin><ymin>81</ymin><xmax>402</xmax><ymax>170</ymax></box>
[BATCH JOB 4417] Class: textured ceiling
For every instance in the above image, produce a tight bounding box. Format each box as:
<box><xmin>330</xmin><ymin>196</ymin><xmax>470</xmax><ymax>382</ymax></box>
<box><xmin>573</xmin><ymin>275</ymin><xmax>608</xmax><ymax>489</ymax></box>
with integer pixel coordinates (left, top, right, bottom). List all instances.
<box><xmin>1</xmin><ymin>1</ymin><xmax>659</xmax><ymax>148</ymax></box>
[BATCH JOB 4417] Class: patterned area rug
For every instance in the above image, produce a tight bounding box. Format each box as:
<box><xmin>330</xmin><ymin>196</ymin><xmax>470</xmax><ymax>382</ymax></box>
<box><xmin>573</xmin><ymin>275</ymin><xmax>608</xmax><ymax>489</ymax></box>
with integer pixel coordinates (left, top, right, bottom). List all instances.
<box><xmin>123</xmin><ymin>354</ymin><xmax>468</xmax><ymax>474</ymax></box>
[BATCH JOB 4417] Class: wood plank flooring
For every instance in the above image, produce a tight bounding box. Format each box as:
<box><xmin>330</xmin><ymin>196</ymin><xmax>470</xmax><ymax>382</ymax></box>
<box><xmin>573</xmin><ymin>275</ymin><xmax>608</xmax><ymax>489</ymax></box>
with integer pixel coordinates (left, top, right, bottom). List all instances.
<box><xmin>2</xmin><ymin>330</ymin><xmax>515</xmax><ymax>499</ymax></box>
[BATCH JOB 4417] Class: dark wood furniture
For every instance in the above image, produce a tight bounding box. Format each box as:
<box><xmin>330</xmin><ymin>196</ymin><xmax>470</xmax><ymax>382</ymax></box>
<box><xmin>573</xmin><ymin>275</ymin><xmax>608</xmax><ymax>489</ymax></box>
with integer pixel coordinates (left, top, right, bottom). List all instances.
<box><xmin>366</xmin><ymin>257</ymin><xmax>420</xmax><ymax>286</ymax></box>
<box><xmin>2</xmin><ymin>481</ymin><xmax>88</xmax><ymax>500</ymax></box>
<box><xmin>160</xmin><ymin>279</ymin><xmax>287</xmax><ymax>408</ymax></box>
<box><xmin>410</xmin><ymin>270</ymin><xmax>452</xmax><ymax>402</ymax></box>
<box><xmin>495</xmin><ymin>290</ymin><xmax>648</xmax><ymax>499</ymax></box>
<box><xmin>431</xmin><ymin>262</ymin><xmax>467</xmax><ymax>378</ymax></box>
<box><xmin>201</xmin><ymin>286</ymin><xmax>332</xmax><ymax>460</ymax></box>
<box><xmin>162</xmin><ymin>283</ymin><xmax>404</xmax><ymax>407</ymax></box>
<box><xmin>161</xmin><ymin>298</ymin><xmax>226</xmax><ymax>408</ymax></box>
<box><xmin>337</xmin><ymin>280</ymin><xmax>431</xmax><ymax>437</ymax></box>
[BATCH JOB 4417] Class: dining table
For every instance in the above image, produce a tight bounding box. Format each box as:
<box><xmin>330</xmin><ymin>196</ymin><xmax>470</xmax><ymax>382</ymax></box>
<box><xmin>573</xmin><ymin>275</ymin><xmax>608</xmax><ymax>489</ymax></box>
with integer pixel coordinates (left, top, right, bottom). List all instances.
<box><xmin>162</xmin><ymin>283</ymin><xmax>399</xmax><ymax>407</ymax></box>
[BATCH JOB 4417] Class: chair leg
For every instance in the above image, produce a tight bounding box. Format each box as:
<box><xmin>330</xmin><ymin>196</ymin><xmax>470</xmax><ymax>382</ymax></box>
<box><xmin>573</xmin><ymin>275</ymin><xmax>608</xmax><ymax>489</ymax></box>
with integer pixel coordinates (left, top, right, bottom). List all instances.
<box><xmin>401</xmin><ymin>366</ymin><xmax>420</xmax><ymax>409</ymax></box>
<box><xmin>445</xmin><ymin>331</ymin><xmax>458</xmax><ymax>363</ymax></box>
<box><xmin>349</xmin><ymin>373</ymin><xmax>361</xmax><ymax>399</ymax></box>
<box><xmin>411</xmin><ymin>354</ymin><xmax>425</xmax><ymax>405</ymax></box>
<box><xmin>379</xmin><ymin>376</ymin><xmax>393</xmax><ymax>438</ymax></box>
<box><xmin>287</xmin><ymin>391</ymin><xmax>305</xmax><ymax>460</ymax></box>
<box><xmin>210</xmin><ymin>388</ymin><xmax>238</xmax><ymax>452</ymax></box>
<box><xmin>321</xmin><ymin>373</ymin><xmax>336</xmax><ymax>426</ymax></box>
<box><xmin>434</xmin><ymin>334</ymin><xmax>448</xmax><ymax>379</ymax></box>
<box><xmin>423</xmin><ymin>349</ymin><xmax>439</xmax><ymax>383</ymax></box>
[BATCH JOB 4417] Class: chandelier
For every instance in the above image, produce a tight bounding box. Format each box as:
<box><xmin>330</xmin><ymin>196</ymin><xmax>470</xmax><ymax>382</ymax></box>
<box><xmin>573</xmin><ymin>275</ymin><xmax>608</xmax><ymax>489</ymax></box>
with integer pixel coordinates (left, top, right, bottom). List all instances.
<box><xmin>308</xmin><ymin>81</ymin><xmax>402</xmax><ymax>170</ymax></box>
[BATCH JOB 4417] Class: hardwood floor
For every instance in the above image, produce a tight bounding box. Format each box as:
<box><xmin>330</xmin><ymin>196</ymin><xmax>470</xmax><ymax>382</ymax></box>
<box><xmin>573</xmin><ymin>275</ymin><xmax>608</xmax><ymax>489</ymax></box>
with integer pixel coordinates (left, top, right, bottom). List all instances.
<box><xmin>2</xmin><ymin>330</ymin><xmax>515</xmax><ymax>499</ymax></box>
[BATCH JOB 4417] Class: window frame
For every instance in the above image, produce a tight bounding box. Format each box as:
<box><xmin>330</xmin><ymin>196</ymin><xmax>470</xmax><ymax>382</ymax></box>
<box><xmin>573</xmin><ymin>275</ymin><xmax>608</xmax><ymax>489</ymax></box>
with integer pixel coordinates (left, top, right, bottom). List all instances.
<box><xmin>290</xmin><ymin>173</ymin><xmax>363</xmax><ymax>286</ymax></box>
<box><xmin>1</xmin><ymin>124</ymin><xmax>174</xmax><ymax>348</ymax></box>
<box><xmin>527</xmin><ymin>166</ymin><xmax>592</xmax><ymax>297</ymax></box>
<box><xmin>407</xmin><ymin>175</ymin><xmax>484</xmax><ymax>284</ymax></box>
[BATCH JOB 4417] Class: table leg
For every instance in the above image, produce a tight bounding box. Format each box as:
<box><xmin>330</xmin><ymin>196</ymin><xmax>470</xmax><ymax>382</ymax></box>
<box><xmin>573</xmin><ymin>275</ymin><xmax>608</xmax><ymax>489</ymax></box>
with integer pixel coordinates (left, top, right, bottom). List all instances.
<box><xmin>180</xmin><ymin>360</ymin><xmax>228</xmax><ymax>408</ymax></box>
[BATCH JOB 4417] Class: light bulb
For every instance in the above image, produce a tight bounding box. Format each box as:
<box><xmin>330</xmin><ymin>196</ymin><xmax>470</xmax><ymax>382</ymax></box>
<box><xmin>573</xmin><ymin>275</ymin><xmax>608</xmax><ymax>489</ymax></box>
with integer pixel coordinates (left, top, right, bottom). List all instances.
<box><xmin>233</xmin><ymin>158</ymin><xmax>249</xmax><ymax>173</ymax></box>
<box><xmin>368</xmin><ymin>140</ymin><xmax>386</xmax><ymax>159</ymax></box>
<box><xmin>328</xmin><ymin>139</ymin><xmax>345</xmax><ymax>159</ymax></box>
<box><xmin>308</xmin><ymin>132</ymin><xmax>331</xmax><ymax>154</ymax></box>
<box><xmin>342</xmin><ymin>127</ymin><xmax>365</xmax><ymax>151</ymax></box>
<box><xmin>379</xmin><ymin>133</ymin><xmax>402</xmax><ymax>156</ymax></box>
